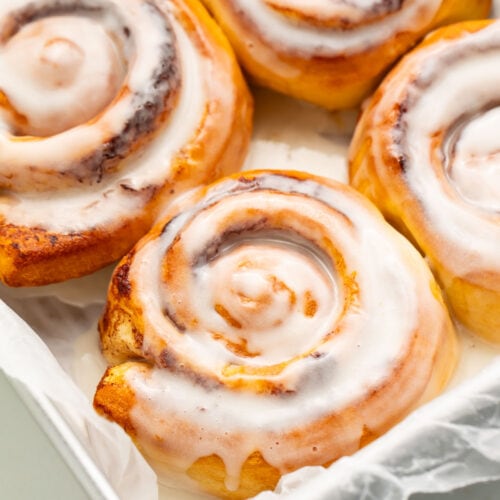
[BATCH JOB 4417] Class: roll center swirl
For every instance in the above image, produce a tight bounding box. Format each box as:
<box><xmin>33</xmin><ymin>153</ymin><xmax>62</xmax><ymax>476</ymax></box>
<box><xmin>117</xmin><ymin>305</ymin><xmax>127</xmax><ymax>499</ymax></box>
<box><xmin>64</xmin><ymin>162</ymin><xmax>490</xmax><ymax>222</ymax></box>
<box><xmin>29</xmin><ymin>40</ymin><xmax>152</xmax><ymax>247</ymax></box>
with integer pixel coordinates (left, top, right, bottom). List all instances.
<box><xmin>151</xmin><ymin>188</ymin><xmax>357</xmax><ymax>392</ymax></box>
<box><xmin>206</xmin><ymin>240</ymin><xmax>336</xmax><ymax>355</ymax></box>
<box><xmin>0</xmin><ymin>16</ymin><xmax>123</xmax><ymax>136</ymax></box>
<box><xmin>444</xmin><ymin>107</ymin><xmax>500</xmax><ymax>212</ymax></box>
<box><xmin>214</xmin><ymin>247</ymin><xmax>298</xmax><ymax>332</ymax></box>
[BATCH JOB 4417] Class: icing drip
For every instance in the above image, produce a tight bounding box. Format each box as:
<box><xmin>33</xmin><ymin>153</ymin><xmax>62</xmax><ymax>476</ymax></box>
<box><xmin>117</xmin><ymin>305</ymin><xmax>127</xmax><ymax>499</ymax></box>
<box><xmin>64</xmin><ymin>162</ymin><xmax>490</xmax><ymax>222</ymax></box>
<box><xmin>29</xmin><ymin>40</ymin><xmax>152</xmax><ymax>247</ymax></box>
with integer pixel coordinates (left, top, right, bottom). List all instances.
<box><xmin>119</xmin><ymin>172</ymin><xmax>450</xmax><ymax>490</ymax></box>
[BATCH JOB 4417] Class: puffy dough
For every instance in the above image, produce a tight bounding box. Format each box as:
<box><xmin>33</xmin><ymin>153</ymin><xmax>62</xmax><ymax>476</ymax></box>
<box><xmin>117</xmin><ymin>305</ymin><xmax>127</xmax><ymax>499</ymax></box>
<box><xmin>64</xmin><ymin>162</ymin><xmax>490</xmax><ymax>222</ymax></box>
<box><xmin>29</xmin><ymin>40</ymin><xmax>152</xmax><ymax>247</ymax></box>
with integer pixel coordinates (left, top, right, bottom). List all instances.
<box><xmin>350</xmin><ymin>20</ymin><xmax>500</xmax><ymax>341</ymax></box>
<box><xmin>94</xmin><ymin>170</ymin><xmax>457</xmax><ymax>498</ymax></box>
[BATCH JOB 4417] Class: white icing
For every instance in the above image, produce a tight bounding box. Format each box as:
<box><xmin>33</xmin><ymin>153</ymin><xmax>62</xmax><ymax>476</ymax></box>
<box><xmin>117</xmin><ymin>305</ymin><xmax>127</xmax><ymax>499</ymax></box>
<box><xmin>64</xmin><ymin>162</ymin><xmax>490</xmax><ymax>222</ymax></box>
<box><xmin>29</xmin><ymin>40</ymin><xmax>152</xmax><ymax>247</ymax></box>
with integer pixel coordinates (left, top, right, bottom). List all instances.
<box><xmin>370</xmin><ymin>22</ymin><xmax>500</xmax><ymax>278</ymax></box>
<box><xmin>157</xmin><ymin>194</ymin><xmax>345</xmax><ymax>370</ymax></box>
<box><xmin>14</xmin><ymin>80</ymin><xmax>494</xmax><ymax>500</ymax></box>
<box><xmin>195</xmin><ymin>242</ymin><xmax>338</xmax><ymax>361</ymax></box>
<box><xmin>265</xmin><ymin>0</ymin><xmax>402</xmax><ymax>25</ymax></box>
<box><xmin>0</xmin><ymin>0</ymin><xmax>218</xmax><ymax>232</ymax></box>
<box><xmin>448</xmin><ymin>107</ymin><xmax>500</xmax><ymax>212</ymax></box>
<box><xmin>229</xmin><ymin>0</ymin><xmax>441</xmax><ymax>55</ymax></box>
<box><xmin>124</xmin><ymin>173</ymin><xmax>448</xmax><ymax>488</ymax></box>
<box><xmin>447</xmin><ymin>322</ymin><xmax>500</xmax><ymax>391</ymax></box>
<box><xmin>0</xmin><ymin>15</ymin><xmax>124</xmax><ymax>136</ymax></box>
<box><xmin>0</xmin><ymin>0</ymin><xmax>173</xmax><ymax>191</ymax></box>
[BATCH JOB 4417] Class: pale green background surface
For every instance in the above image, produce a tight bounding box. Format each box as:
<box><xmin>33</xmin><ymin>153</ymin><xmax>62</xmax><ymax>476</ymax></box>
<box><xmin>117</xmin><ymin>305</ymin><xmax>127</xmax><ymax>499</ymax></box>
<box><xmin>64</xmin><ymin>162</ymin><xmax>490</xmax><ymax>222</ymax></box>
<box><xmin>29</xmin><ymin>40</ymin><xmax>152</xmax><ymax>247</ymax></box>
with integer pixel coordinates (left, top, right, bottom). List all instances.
<box><xmin>0</xmin><ymin>371</ymin><xmax>90</xmax><ymax>500</ymax></box>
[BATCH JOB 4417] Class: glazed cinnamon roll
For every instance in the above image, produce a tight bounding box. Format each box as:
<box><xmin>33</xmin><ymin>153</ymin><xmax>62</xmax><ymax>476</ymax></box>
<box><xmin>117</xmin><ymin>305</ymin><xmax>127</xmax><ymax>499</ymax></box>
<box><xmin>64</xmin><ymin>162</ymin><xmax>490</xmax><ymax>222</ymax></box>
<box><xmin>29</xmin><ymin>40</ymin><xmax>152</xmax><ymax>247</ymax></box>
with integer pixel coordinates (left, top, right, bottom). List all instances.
<box><xmin>201</xmin><ymin>0</ymin><xmax>490</xmax><ymax>109</ymax></box>
<box><xmin>94</xmin><ymin>170</ymin><xmax>457</xmax><ymax>499</ymax></box>
<box><xmin>349</xmin><ymin>20</ymin><xmax>500</xmax><ymax>342</ymax></box>
<box><xmin>0</xmin><ymin>0</ymin><xmax>252</xmax><ymax>286</ymax></box>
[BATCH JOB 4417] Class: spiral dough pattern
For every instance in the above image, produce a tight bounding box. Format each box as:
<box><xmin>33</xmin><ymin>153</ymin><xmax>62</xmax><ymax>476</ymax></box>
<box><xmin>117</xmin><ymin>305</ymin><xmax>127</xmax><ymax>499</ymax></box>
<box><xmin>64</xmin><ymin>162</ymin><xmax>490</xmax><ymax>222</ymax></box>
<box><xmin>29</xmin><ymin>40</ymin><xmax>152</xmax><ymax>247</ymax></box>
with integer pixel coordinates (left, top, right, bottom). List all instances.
<box><xmin>94</xmin><ymin>170</ymin><xmax>457</xmax><ymax>499</ymax></box>
<box><xmin>350</xmin><ymin>20</ymin><xmax>500</xmax><ymax>342</ymax></box>
<box><xmin>0</xmin><ymin>0</ymin><xmax>252</xmax><ymax>285</ymax></box>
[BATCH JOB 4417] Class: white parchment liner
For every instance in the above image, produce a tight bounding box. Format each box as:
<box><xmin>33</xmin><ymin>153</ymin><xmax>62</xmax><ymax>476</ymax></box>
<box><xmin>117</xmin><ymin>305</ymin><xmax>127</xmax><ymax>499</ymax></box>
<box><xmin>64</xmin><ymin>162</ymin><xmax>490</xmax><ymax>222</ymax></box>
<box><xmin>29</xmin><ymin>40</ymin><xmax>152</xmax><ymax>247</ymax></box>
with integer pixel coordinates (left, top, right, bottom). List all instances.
<box><xmin>0</xmin><ymin>84</ymin><xmax>499</xmax><ymax>500</ymax></box>
<box><xmin>0</xmin><ymin>297</ymin><xmax>158</xmax><ymax>500</ymax></box>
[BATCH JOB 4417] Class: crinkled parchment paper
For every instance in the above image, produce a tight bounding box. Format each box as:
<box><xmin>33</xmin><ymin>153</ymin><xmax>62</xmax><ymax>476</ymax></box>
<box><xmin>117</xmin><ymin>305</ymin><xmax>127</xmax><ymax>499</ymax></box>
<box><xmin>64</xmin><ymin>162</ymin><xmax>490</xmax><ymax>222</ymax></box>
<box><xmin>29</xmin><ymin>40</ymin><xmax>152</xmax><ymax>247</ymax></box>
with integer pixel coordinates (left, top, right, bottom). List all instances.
<box><xmin>0</xmin><ymin>87</ymin><xmax>499</xmax><ymax>500</ymax></box>
<box><xmin>0</xmin><ymin>297</ymin><xmax>158</xmax><ymax>500</ymax></box>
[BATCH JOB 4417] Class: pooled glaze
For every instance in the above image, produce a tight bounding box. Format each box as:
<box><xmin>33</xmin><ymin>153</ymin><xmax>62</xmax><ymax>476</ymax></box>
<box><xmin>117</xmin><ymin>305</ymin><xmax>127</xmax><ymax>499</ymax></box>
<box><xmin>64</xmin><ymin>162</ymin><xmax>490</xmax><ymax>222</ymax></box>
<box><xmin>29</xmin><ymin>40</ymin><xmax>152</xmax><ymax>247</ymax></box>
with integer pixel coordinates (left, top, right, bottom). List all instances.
<box><xmin>242</xmin><ymin>86</ymin><xmax>354</xmax><ymax>181</ymax></box>
<box><xmin>98</xmin><ymin>172</ymin><xmax>456</xmax><ymax>493</ymax></box>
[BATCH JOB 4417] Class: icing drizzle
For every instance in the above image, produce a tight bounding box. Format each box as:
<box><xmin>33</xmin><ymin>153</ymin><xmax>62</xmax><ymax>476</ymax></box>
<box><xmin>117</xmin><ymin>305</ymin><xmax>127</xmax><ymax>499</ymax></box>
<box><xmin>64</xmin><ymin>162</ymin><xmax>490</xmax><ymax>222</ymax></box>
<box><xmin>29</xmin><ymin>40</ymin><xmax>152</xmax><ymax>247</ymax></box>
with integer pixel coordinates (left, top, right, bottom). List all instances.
<box><xmin>227</xmin><ymin>0</ymin><xmax>441</xmax><ymax>55</ymax></box>
<box><xmin>116</xmin><ymin>172</ymin><xmax>451</xmax><ymax>491</ymax></box>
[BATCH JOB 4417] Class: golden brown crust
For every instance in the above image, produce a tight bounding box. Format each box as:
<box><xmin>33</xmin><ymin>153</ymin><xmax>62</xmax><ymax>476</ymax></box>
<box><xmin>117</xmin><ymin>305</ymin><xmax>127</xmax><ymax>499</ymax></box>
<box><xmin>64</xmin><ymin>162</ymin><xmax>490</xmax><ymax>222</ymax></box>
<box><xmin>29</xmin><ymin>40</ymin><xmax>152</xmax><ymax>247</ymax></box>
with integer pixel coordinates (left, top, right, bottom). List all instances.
<box><xmin>95</xmin><ymin>310</ymin><xmax>457</xmax><ymax>498</ymax></box>
<box><xmin>0</xmin><ymin>211</ymin><xmax>150</xmax><ymax>287</ymax></box>
<box><xmin>95</xmin><ymin>170</ymin><xmax>458</xmax><ymax>498</ymax></box>
<box><xmin>202</xmin><ymin>0</ymin><xmax>490</xmax><ymax>109</ymax></box>
<box><xmin>94</xmin><ymin>363</ymin><xmax>138</xmax><ymax>437</ymax></box>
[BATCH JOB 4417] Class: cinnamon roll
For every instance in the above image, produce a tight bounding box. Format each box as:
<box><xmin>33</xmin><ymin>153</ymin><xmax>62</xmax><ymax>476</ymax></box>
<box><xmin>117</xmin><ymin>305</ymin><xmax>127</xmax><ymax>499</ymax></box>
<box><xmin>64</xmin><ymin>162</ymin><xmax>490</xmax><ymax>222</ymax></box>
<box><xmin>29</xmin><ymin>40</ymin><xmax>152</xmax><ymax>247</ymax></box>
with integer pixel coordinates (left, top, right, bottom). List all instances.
<box><xmin>0</xmin><ymin>0</ymin><xmax>252</xmax><ymax>286</ymax></box>
<box><xmin>201</xmin><ymin>0</ymin><xmax>490</xmax><ymax>109</ymax></box>
<box><xmin>94</xmin><ymin>170</ymin><xmax>457</xmax><ymax>499</ymax></box>
<box><xmin>349</xmin><ymin>20</ymin><xmax>500</xmax><ymax>342</ymax></box>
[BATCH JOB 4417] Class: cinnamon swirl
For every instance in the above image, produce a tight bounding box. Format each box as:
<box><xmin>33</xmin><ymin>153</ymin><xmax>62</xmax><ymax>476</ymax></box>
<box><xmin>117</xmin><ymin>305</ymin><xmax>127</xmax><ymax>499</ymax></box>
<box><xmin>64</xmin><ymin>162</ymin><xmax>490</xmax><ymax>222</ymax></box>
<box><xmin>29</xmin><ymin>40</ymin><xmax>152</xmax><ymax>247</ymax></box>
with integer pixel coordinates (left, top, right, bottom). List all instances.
<box><xmin>94</xmin><ymin>170</ymin><xmax>457</xmax><ymax>499</ymax></box>
<box><xmin>0</xmin><ymin>0</ymin><xmax>252</xmax><ymax>286</ymax></box>
<box><xmin>349</xmin><ymin>20</ymin><xmax>500</xmax><ymax>342</ymax></box>
<box><xmin>201</xmin><ymin>0</ymin><xmax>490</xmax><ymax>109</ymax></box>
